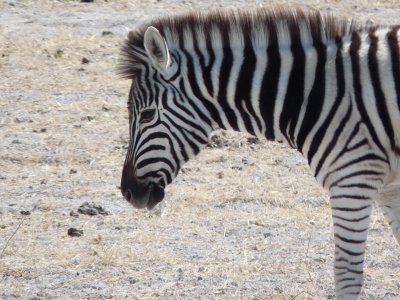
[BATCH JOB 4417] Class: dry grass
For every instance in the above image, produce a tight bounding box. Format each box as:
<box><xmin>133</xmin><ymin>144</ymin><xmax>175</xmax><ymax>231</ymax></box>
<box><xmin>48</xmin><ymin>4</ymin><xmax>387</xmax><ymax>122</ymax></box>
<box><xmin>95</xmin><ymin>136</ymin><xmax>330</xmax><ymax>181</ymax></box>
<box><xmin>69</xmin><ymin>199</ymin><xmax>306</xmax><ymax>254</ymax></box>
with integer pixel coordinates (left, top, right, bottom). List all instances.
<box><xmin>1</xmin><ymin>0</ymin><xmax>400</xmax><ymax>299</ymax></box>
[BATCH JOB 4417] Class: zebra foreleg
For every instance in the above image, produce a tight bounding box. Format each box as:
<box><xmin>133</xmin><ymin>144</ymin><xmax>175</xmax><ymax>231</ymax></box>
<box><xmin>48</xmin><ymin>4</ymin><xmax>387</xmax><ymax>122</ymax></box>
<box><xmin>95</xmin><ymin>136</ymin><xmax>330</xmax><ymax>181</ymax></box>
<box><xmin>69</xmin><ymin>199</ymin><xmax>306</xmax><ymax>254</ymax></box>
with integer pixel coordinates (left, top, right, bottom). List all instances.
<box><xmin>330</xmin><ymin>191</ymin><xmax>375</xmax><ymax>299</ymax></box>
<box><xmin>376</xmin><ymin>185</ymin><xmax>400</xmax><ymax>245</ymax></box>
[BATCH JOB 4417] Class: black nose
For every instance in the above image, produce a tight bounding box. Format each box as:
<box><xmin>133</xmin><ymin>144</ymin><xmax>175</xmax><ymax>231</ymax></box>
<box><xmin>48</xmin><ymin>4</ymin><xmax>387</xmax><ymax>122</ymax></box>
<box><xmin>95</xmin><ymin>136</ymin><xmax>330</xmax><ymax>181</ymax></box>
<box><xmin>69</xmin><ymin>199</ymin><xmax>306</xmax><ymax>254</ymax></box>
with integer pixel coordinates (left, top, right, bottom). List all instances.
<box><xmin>122</xmin><ymin>187</ymin><xmax>132</xmax><ymax>202</ymax></box>
<box><xmin>120</xmin><ymin>164</ymin><xmax>134</xmax><ymax>201</ymax></box>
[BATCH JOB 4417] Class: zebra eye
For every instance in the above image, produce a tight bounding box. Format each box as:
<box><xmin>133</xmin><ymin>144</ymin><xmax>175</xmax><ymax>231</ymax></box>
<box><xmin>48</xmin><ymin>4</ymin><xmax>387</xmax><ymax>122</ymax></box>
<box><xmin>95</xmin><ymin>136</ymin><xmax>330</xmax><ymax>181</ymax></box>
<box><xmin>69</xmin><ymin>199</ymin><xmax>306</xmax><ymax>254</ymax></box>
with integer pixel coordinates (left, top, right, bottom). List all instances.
<box><xmin>140</xmin><ymin>109</ymin><xmax>156</xmax><ymax>123</ymax></box>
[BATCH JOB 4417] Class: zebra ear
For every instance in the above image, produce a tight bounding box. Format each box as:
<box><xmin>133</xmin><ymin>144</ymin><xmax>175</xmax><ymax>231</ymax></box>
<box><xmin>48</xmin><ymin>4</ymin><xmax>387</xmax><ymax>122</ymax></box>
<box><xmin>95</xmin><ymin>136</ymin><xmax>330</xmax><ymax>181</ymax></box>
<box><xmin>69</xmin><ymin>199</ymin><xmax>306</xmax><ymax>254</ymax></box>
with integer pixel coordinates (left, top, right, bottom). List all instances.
<box><xmin>143</xmin><ymin>26</ymin><xmax>171</xmax><ymax>73</ymax></box>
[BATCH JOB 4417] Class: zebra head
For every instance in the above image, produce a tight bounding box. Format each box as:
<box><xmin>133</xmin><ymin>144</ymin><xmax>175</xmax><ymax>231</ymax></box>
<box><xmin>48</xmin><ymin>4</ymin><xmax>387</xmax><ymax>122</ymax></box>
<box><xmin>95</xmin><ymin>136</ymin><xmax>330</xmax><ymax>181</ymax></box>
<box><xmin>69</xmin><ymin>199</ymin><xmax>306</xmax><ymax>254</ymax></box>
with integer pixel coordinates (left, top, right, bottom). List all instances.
<box><xmin>120</xmin><ymin>26</ymin><xmax>213</xmax><ymax>209</ymax></box>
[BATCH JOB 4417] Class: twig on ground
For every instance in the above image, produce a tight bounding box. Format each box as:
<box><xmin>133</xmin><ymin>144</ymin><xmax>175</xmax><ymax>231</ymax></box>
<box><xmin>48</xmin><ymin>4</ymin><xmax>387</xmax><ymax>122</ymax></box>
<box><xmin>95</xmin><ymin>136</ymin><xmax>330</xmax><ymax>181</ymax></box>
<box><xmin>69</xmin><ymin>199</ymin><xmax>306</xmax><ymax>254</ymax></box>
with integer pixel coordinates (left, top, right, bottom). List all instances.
<box><xmin>0</xmin><ymin>217</ymin><xmax>25</xmax><ymax>259</ymax></box>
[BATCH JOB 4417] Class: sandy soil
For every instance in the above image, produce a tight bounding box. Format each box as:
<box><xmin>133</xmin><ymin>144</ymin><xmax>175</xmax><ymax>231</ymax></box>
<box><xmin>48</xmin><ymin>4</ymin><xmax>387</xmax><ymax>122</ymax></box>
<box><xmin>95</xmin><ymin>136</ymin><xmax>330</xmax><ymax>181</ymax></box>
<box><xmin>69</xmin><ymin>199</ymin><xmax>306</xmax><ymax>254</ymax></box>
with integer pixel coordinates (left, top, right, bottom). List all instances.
<box><xmin>1</xmin><ymin>1</ymin><xmax>400</xmax><ymax>299</ymax></box>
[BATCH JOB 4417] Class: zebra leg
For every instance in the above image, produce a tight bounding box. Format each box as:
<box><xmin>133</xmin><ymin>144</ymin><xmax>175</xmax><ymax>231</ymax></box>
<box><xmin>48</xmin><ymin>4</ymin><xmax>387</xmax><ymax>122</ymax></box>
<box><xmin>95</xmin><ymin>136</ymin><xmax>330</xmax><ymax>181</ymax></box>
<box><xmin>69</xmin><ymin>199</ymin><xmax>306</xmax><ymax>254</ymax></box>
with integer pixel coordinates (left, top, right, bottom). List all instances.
<box><xmin>376</xmin><ymin>185</ymin><xmax>400</xmax><ymax>245</ymax></box>
<box><xmin>330</xmin><ymin>187</ymin><xmax>376</xmax><ymax>299</ymax></box>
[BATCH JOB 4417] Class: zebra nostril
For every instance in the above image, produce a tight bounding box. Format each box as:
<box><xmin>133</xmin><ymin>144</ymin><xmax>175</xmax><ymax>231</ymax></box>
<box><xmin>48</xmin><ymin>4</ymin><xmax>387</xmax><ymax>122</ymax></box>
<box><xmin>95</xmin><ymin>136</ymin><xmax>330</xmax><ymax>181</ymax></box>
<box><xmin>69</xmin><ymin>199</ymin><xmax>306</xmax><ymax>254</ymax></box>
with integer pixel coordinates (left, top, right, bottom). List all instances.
<box><xmin>123</xmin><ymin>189</ymin><xmax>132</xmax><ymax>202</ymax></box>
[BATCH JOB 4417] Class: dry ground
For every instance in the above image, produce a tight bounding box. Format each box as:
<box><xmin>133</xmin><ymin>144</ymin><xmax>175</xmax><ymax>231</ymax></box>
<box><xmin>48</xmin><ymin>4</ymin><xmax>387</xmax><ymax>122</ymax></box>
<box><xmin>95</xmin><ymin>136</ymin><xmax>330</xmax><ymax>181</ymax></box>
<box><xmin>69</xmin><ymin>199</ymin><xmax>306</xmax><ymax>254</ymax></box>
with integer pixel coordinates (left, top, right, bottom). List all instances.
<box><xmin>1</xmin><ymin>0</ymin><xmax>400</xmax><ymax>299</ymax></box>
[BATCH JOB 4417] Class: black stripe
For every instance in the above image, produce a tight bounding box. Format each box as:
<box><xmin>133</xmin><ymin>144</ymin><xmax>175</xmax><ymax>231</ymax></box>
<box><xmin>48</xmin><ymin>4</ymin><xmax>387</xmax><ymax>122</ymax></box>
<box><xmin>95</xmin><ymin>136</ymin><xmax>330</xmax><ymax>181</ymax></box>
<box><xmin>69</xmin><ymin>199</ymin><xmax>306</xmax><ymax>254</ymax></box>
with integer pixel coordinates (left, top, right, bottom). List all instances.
<box><xmin>335</xmin><ymin>244</ymin><xmax>364</xmax><ymax>256</ymax></box>
<box><xmin>346</xmin><ymin>139</ymin><xmax>369</xmax><ymax>152</ymax></box>
<box><xmin>218</xmin><ymin>27</ymin><xmax>239</xmax><ymax>131</ymax></box>
<box><xmin>332</xmin><ymin>214</ymin><xmax>370</xmax><ymax>222</ymax></box>
<box><xmin>350</xmin><ymin>260</ymin><xmax>364</xmax><ymax>266</ymax></box>
<box><xmin>309</xmin><ymin>37</ymin><xmax>345</xmax><ymax>169</ymax></box>
<box><xmin>387</xmin><ymin>27</ymin><xmax>400</xmax><ymax>118</ymax></box>
<box><xmin>136</xmin><ymin>144</ymin><xmax>166</xmax><ymax>158</ymax></box>
<box><xmin>336</xmin><ymin>183</ymin><xmax>376</xmax><ymax>189</ymax></box>
<box><xmin>332</xmin><ymin>200</ymin><xmax>371</xmax><ymax>207</ymax></box>
<box><xmin>349</xmin><ymin>31</ymin><xmax>387</xmax><ymax>156</ymax></box>
<box><xmin>368</xmin><ymin>30</ymin><xmax>395</xmax><ymax>150</ymax></box>
<box><xmin>178</xmin><ymin>78</ymin><xmax>219</xmax><ymax>128</ymax></box>
<box><xmin>155</xmin><ymin>122</ymin><xmax>188</xmax><ymax>163</ymax></box>
<box><xmin>161</xmin><ymin>89</ymin><xmax>207</xmax><ymax>135</ymax></box>
<box><xmin>235</xmin><ymin>35</ymin><xmax>260</xmax><ymax>135</ymax></box>
<box><xmin>191</xmin><ymin>27</ymin><xmax>214</xmax><ymax>98</ymax></box>
<box><xmin>175</xmin><ymin>49</ymin><xmax>222</xmax><ymax>128</ymax></box>
<box><xmin>338</xmin><ymin>277</ymin><xmax>357</xmax><ymax>282</ymax></box>
<box><xmin>144</xmin><ymin>65</ymin><xmax>154</xmax><ymax>108</ymax></box>
<box><xmin>259</xmin><ymin>25</ymin><xmax>280</xmax><ymax>140</ymax></box>
<box><xmin>137</xmin><ymin>131</ymin><xmax>179</xmax><ymax>167</ymax></box>
<box><xmin>328</xmin><ymin>170</ymin><xmax>384</xmax><ymax>188</ymax></box>
<box><xmin>297</xmin><ymin>36</ymin><xmax>327</xmax><ymax>152</ymax></box>
<box><xmin>164</xmin><ymin>112</ymin><xmax>207</xmax><ymax>152</ymax></box>
<box><xmin>137</xmin><ymin>168</ymin><xmax>172</xmax><ymax>185</ymax></box>
<box><xmin>136</xmin><ymin>157</ymin><xmax>175</xmax><ymax>172</ymax></box>
<box><xmin>334</xmin><ymin>233</ymin><xmax>366</xmax><ymax>244</ymax></box>
<box><xmin>330</xmin><ymin>122</ymin><xmax>363</xmax><ymax>166</ymax></box>
<box><xmin>328</xmin><ymin>153</ymin><xmax>387</xmax><ymax>177</ymax></box>
<box><xmin>334</xmin><ymin>223</ymin><xmax>368</xmax><ymax>233</ymax></box>
<box><xmin>341</xmin><ymin>284</ymin><xmax>363</xmax><ymax>291</ymax></box>
<box><xmin>314</xmin><ymin>101</ymin><xmax>352</xmax><ymax>178</ymax></box>
<box><xmin>335</xmin><ymin>266</ymin><xmax>363</xmax><ymax>280</ymax></box>
<box><xmin>203</xmin><ymin>27</ymin><xmax>216</xmax><ymax>97</ymax></box>
<box><xmin>168</xmin><ymin>88</ymin><xmax>196</xmax><ymax>120</ymax></box>
<box><xmin>279</xmin><ymin>26</ymin><xmax>306</xmax><ymax>147</ymax></box>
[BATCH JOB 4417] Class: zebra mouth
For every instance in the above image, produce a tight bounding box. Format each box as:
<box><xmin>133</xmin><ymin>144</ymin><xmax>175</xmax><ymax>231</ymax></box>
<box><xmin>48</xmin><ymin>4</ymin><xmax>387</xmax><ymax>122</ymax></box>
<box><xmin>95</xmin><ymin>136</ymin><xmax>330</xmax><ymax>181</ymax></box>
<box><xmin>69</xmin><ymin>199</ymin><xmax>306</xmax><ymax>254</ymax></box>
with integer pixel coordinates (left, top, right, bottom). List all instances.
<box><xmin>121</xmin><ymin>164</ymin><xmax>166</xmax><ymax>210</ymax></box>
<box><xmin>121</xmin><ymin>180</ymin><xmax>165</xmax><ymax>210</ymax></box>
<box><xmin>146</xmin><ymin>183</ymin><xmax>165</xmax><ymax>210</ymax></box>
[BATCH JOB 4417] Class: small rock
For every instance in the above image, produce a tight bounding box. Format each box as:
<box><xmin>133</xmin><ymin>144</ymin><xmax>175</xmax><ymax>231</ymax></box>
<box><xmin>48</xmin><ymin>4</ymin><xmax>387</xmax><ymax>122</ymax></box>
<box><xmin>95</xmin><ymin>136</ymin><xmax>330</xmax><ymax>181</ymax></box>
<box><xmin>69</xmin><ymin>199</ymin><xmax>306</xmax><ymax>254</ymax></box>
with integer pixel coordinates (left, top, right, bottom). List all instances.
<box><xmin>68</xmin><ymin>228</ymin><xmax>83</xmax><ymax>237</ymax></box>
<box><xmin>70</xmin><ymin>210</ymin><xmax>79</xmax><ymax>217</ymax></box>
<box><xmin>20</xmin><ymin>211</ymin><xmax>31</xmax><ymax>215</ymax></box>
<box><xmin>81</xmin><ymin>57</ymin><xmax>90</xmax><ymax>64</ymax></box>
<box><xmin>14</xmin><ymin>117</ymin><xmax>32</xmax><ymax>123</ymax></box>
<box><xmin>81</xmin><ymin>115</ymin><xmax>95</xmax><ymax>121</ymax></box>
<box><xmin>78</xmin><ymin>202</ymin><xmax>110</xmax><ymax>216</ymax></box>
<box><xmin>232</xmin><ymin>166</ymin><xmax>243</xmax><ymax>170</ymax></box>
<box><xmin>102</xmin><ymin>31</ymin><xmax>113</xmax><ymax>36</ymax></box>
<box><xmin>81</xmin><ymin>0</ymin><xmax>94</xmax><ymax>2</ymax></box>
<box><xmin>128</xmin><ymin>277</ymin><xmax>139</xmax><ymax>284</ymax></box>
<box><xmin>54</xmin><ymin>49</ymin><xmax>63</xmax><ymax>59</ymax></box>
<box><xmin>70</xmin><ymin>169</ymin><xmax>78</xmax><ymax>174</ymax></box>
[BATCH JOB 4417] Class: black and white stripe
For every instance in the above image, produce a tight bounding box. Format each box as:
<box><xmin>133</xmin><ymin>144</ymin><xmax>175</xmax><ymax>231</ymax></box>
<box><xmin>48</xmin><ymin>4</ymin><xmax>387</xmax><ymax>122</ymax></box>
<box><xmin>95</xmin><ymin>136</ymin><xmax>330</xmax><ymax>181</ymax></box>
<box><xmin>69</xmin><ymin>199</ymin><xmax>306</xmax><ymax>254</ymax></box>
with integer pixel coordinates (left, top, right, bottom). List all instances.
<box><xmin>119</xmin><ymin>7</ymin><xmax>400</xmax><ymax>299</ymax></box>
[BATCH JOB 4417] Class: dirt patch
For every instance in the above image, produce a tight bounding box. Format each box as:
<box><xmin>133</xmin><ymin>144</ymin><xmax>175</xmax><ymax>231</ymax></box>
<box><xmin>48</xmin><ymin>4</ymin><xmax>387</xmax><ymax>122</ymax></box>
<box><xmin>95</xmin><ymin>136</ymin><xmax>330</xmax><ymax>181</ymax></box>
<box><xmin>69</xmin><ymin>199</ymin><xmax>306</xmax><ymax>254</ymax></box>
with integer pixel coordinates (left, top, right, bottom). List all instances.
<box><xmin>1</xmin><ymin>1</ymin><xmax>400</xmax><ymax>299</ymax></box>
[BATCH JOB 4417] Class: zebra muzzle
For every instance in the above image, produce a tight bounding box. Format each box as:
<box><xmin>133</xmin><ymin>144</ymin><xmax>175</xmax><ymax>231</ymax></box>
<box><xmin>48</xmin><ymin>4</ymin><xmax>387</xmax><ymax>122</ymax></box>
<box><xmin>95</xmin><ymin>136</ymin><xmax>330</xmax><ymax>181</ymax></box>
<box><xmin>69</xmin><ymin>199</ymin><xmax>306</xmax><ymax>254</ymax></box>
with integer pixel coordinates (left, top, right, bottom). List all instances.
<box><xmin>120</xmin><ymin>165</ymin><xmax>165</xmax><ymax>210</ymax></box>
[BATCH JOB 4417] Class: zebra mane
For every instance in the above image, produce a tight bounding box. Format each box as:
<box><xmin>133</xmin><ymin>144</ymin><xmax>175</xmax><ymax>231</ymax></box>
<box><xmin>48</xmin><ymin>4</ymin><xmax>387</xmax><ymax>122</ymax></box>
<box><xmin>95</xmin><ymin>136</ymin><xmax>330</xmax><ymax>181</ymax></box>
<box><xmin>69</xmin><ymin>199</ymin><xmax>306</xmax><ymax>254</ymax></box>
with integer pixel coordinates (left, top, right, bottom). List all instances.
<box><xmin>118</xmin><ymin>6</ymin><xmax>362</xmax><ymax>80</ymax></box>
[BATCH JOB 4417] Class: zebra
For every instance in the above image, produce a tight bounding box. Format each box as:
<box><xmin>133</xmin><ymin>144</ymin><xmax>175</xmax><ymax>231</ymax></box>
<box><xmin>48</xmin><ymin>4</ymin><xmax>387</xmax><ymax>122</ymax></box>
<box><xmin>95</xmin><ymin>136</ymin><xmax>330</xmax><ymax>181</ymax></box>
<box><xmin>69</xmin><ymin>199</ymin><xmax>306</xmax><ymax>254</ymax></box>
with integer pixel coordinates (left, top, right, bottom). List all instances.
<box><xmin>118</xmin><ymin>7</ymin><xmax>400</xmax><ymax>299</ymax></box>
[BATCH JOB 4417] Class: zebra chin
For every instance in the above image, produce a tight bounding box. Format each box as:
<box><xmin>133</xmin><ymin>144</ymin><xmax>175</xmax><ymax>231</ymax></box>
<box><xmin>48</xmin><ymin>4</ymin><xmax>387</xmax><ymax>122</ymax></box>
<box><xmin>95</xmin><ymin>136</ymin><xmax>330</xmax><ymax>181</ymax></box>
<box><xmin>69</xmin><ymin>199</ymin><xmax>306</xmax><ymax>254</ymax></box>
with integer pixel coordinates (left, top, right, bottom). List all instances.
<box><xmin>120</xmin><ymin>165</ymin><xmax>165</xmax><ymax>210</ymax></box>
